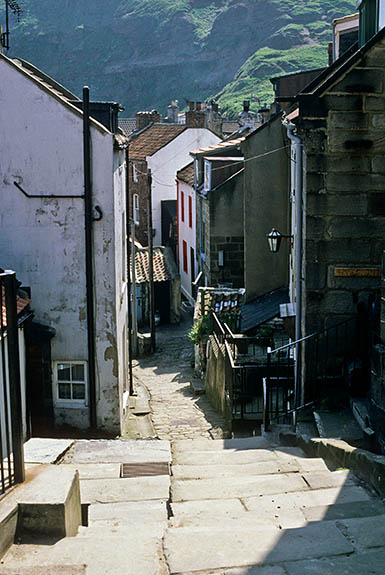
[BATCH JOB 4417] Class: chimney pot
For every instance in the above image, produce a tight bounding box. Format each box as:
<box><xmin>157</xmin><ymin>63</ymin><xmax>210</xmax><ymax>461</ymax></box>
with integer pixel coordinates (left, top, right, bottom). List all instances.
<box><xmin>189</xmin><ymin>101</ymin><xmax>194</xmax><ymax>111</ymax></box>
<box><xmin>196</xmin><ymin>101</ymin><xmax>202</xmax><ymax>111</ymax></box>
<box><xmin>243</xmin><ymin>100</ymin><xmax>250</xmax><ymax>112</ymax></box>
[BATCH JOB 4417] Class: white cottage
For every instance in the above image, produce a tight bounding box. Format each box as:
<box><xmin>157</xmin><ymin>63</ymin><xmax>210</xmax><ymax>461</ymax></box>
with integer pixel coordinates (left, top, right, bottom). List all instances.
<box><xmin>0</xmin><ymin>54</ymin><xmax>129</xmax><ymax>434</ymax></box>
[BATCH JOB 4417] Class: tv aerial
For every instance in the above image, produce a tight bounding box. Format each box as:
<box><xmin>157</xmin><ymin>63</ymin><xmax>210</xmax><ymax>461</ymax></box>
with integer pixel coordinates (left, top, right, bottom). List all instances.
<box><xmin>1</xmin><ymin>0</ymin><xmax>22</xmax><ymax>51</ymax></box>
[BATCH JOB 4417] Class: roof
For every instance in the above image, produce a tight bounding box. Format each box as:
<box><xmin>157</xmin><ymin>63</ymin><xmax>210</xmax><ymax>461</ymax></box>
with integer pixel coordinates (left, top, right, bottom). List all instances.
<box><xmin>0</xmin><ymin>55</ymin><xmax>113</xmax><ymax>136</ymax></box>
<box><xmin>129</xmin><ymin>124</ymin><xmax>187</xmax><ymax>160</ymax></box>
<box><xmin>133</xmin><ymin>246</ymin><xmax>178</xmax><ymax>283</ymax></box>
<box><xmin>299</xmin><ymin>26</ymin><xmax>385</xmax><ymax>99</ymax></box>
<box><xmin>119</xmin><ymin>118</ymin><xmax>137</xmax><ymax>137</ymax></box>
<box><xmin>240</xmin><ymin>287</ymin><xmax>289</xmax><ymax>334</ymax></box>
<box><xmin>1</xmin><ymin>286</ymin><xmax>31</xmax><ymax>328</ymax></box>
<box><xmin>190</xmin><ymin>137</ymin><xmax>245</xmax><ymax>157</ymax></box>
<box><xmin>177</xmin><ymin>162</ymin><xmax>194</xmax><ymax>186</ymax></box>
<box><xmin>270</xmin><ymin>67</ymin><xmax>325</xmax><ymax>83</ymax></box>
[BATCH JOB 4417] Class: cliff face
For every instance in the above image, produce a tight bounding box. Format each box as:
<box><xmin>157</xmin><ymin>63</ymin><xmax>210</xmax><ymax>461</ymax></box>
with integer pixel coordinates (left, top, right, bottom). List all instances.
<box><xmin>4</xmin><ymin>0</ymin><xmax>356</xmax><ymax>116</ymax></box>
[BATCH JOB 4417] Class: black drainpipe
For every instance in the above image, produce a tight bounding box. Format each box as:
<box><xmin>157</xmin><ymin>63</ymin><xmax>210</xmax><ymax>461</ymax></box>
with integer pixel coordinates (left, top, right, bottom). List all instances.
<box><xmin>83</xmin><ymin>86</ymin><xmax>97</xmax><ymax>429</ymax></box>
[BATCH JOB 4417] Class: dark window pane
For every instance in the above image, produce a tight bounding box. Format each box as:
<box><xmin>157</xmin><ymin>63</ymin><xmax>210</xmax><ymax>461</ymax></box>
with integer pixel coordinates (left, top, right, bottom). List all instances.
<box><xmin>57</xmin><ymin>364</ymin><xmax>71</xmax><ymax>381</ymax></box>
<box><xmin>58</xmin><ymin>383</ymin><xmax>71</xmax><ymax>399</ymax></box>
<box><xmin>72</xmin><ymin>384</ymin><xmax>85</xmax><ymax>400</ymax></box>
<box><xmin>72</xmin><ymin>364</ymin><xmax>85</xmax><ymax>382</ymax></box>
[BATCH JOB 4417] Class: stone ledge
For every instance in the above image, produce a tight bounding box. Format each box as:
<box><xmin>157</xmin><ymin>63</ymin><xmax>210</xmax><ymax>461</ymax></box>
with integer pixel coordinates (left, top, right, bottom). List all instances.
<box><xmin>280</xmin><ymin>431</ymin><xmax>385</xmax><ymax>497</ymax></box>
<box><xmin>0</xmin><ymin>466</ymin><xmax>81</xmax><ymax>559</ymax></box>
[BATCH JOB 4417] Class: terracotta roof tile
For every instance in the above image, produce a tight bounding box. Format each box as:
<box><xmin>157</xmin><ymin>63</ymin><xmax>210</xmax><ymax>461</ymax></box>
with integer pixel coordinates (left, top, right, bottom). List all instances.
<box><xmin>133</xmin><ymin>246</ymin><xmax>178</xmax><ymax>283</ymax></box>
<box><xmin>177</xmin><ymin>162</ymin><xmax>194</xmax><ymax>186</ymax></box>
<box><xmin>1</xmin><ymin>286</ymin><xmax>31</xmax><ymax>327</ymax></box>
<box><xmin>129</xmin><ymin>124</ymin><xmax>187</xmax><ymax>160</ymax></box>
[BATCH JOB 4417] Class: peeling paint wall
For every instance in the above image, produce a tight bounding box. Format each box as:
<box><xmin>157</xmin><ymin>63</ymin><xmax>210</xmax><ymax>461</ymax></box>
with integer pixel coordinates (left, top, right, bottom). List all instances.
<box><xmin>0</xmin><ymin>57</ymin><xmax>128</xmax><ymax>434</ymax></box>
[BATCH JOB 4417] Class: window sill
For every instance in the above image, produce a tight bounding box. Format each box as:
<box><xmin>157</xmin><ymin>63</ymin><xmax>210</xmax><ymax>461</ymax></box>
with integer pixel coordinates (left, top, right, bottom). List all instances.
<box><xmin>55</xmin><ymin>401</ymin><xmax>87</xmax><ymax>409</ymax></box>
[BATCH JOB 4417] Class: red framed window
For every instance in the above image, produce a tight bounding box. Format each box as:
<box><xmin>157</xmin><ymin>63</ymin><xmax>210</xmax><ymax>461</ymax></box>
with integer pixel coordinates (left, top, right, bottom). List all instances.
<box><xmin>182</xmin><ymin>240</ymin><xmax>188</xmax><ymax>273</ymax></box>
<box><xmin>188</xmin><ymin>196</ymin><xmax>192</xmax><ymax>228</ymax></box>
<box><xmin>181</xmin><ymin>190</ymin><xmax>185</xmax><ymax>222</ymax></box>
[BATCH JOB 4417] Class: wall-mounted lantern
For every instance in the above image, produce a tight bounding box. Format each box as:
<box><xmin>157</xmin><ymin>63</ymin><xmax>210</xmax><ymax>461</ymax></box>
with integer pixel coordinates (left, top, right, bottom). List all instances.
<box><xmin>266</xmin><ymin>228</ymin><xmax>292</xmax><ymax>253</ymax></box>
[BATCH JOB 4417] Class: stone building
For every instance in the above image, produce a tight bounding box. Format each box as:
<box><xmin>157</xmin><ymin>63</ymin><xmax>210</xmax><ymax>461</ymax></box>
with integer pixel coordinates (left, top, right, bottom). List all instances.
<box><xmin>191</xmin><ymin>138</ymin><xmax>245</xmax><ymax>288</ymax></box>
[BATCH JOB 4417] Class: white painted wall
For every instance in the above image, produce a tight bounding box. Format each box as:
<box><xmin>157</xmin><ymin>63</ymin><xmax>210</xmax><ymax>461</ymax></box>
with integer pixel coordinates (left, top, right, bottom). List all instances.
<box><xmin>177</xmin><ymin>179</ymin><xmax>197</xmax><ymax>302</ymax></box>
<box><xmin>147</xmin><ymin>128</ymin><xmax>220</xmax><ymax>246</ymax></box>
<box><xmin>379</xmin><ymin>0</ymin><xmax>385</xmax><ymax>30</ymax></box>
<box><xmin>0</xmin><ymin>56</ymin><xmax>128</xmax><ymax>433</ymax></box>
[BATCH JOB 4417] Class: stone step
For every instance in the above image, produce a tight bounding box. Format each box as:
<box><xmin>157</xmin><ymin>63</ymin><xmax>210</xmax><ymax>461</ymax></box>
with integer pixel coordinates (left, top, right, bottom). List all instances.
<box><xmin>2</xmin><ymin>534</ymin><xmax>166</xmax><ymax>575</ymax></box>
<box><xmin>171</xmin><ymin>458</ymin><xmax>329</xmax><ymax>479</ymax></box>
<box><xmin>169</xmin><ymin>510</ymin><xmax>307</xmax><ymax>530</ymax></box>
<box><xmin>284</xmin><ymin>548</ymin><xmax>385</xmax><ymax>575</ymax></box>
<box><xmin>88</xmin><ymin>499</ymin><xmax>168</xmax><ymax>523</ymax></box>
<box><xmin>172</xmin><ymin>437</ymin><xmax>277</xmax><ymax>453</ymax></box>
<box><xmin>77</xmin><ymin>521</ymin><xmax>165</xmax><ymax>537</ymax></box>
<box><xmin>172</xmin><ymin>447</ymin><xmax>304</xmax><ymax>466</ymax></box>
<box><xmin>170</xmin><ymin>485</ymin><xmax>371</xmax><ymax>522</ymax></box>
<box><xmin>0</xmin><ymin>567</ymin><xmax>86</xmax><ymax>575</ymax></box>
<box><xmin>60</xmin><ymin>463</ymin><xmax>121</xmax><ymax>480</ymax></box>
<box><xmin>171</xmin><ymin>472</ymin><xmax>308</xmax><ymax>502</ymax></box>
<box><xmin>163</xmin><ymin>521</ymin><xmax>354</xmax><ymax>573</ymax></box>
<box><xmin>63</xmin><ymin>439</ymin><xmax>171</xmax><ymax>464</ymax></box>
<box><xmin>80</xmin><ymin>475</ymin><xmax>170</xmax><ymax>504</ymax></box>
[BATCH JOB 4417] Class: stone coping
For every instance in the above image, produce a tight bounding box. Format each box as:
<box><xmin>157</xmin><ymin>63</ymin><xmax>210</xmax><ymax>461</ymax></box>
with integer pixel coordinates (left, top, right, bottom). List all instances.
<box><xmin>280</xmin><ymin>431</ymin><xmax>385</xmax><ymax>498</ymax></box>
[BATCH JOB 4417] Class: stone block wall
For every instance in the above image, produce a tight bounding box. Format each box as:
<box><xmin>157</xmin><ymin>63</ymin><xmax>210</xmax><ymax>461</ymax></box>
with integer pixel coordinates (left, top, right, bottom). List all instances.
<box><xmin>210</xmin><ymin>235</ymin><xmax>244</xmax><ymax>288</ymax></box>
<box><xmin>300</xmin><ymin>37</ymin><xmax>385</xmax><ymax>335</ymax></box>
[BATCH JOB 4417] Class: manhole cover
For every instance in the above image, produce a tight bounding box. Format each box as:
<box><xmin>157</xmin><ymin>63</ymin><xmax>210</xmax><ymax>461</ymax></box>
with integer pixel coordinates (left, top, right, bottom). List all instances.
<box><xmin>120</xmin><ymin>462</ymin><xmax>170</xmax><ymax>478</ymax></box>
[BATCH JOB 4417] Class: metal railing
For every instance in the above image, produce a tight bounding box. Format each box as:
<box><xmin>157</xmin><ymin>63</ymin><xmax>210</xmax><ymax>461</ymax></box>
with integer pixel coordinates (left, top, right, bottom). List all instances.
<box><xmin>0</xmin><ymin>271</ymin><xmax>25</xmax><ymax>496</ymax></box>
<box><xmin>263</xmin><ymin>316</ymin><xmax>363</xmax><ymax>431</ymax></box>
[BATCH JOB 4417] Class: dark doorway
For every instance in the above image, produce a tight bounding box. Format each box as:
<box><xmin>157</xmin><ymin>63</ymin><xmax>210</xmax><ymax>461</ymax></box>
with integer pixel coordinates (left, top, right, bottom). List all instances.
<box><xmin>25</xmin><ymin>322</ymin><xmax>55</xmax><ymax>436</ymax></box>
<box><xmin>154</xmin><ymin>282</ymin><xmax>171</xmax><ymax>324</ymax></box>
<box><xmin>161</xmin><ymin>200</ymin><xmax>177</xmax><ymax>259</ymax></box>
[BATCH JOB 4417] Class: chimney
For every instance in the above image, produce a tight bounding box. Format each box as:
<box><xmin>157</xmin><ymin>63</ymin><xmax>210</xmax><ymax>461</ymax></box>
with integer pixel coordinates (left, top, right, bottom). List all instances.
<box><xmin>243</xmin><ymin>100</ymin><xmax>250</xmax><ymax>112</ymax></box>
<box><xmin>136</xmin><ymin>109</ymin><xmax>160</xmax><ymax>131</ymax></box>
<box><xmin>186</xmin><ymin>101</ymin><xmax>205</xmax><ymax>128</ymax></box>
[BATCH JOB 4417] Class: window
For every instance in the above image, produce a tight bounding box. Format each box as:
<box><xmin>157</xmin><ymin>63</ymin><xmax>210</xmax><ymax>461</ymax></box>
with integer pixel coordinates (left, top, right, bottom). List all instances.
<box><xmin>188</xmin><ymin>196</ymin><xmax>192</xmax><ymax>228</ymax></box>
<box><xmin>204</xmin><ymin>160</ymin><xmax>212</xmax><ymax>191</ymax></box>
<box><xmin>183</xmin><ymin>240</ymin><xmax>188</xmax><ymax>274</ymax></box>
<box><xmin>181</xmin><ymin>190</ymin><xmax>185</xmax><ymax>222</ymax></box>
<box><xmin>133</xmin><ymin>163</ymin><xmax>138</xmax><ymax>184</ymax></box>
<box><xmin>55</xmin><ymin>362</ymin><xmax>87</xmax><ymax>404</ymax></box>
<box><xmin>133</xmin><ymin>194</ymin><xmax>140</xmax><ymax>226</ymax></box>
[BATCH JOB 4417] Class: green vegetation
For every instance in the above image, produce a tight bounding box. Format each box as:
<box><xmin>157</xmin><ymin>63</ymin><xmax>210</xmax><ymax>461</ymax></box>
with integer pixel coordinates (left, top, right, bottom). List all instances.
<box><xmin>3</xmin><ymin>0</ymin><xmax>357</xmax><ymax>116</ymax></box>
<box><xmin>216</xmin><ymin>44</ymin><xmax>329</xmax><ymax>117</ymax></box>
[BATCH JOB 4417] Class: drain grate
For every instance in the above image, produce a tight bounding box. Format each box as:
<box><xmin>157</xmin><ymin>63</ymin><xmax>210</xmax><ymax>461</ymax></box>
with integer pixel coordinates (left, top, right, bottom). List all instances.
<box><xmin>120</xmin><ymin>462</ymin><xmax>170</xmax><ymax>478</ymax></box>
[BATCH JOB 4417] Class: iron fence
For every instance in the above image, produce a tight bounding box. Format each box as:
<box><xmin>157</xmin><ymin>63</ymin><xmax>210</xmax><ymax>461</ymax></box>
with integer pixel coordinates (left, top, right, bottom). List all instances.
<box><xmin>0</xmin><ymin>270</ymin><xmax>25</xmax><ymax>496</ymax></box>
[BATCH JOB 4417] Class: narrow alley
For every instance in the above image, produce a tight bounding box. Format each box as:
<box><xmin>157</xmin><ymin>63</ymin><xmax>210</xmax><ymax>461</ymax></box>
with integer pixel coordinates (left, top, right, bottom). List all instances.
<box><xmin>132</xmin><ymin>316</ymin><xmax>230</xmax><ymax>441</ymax></box>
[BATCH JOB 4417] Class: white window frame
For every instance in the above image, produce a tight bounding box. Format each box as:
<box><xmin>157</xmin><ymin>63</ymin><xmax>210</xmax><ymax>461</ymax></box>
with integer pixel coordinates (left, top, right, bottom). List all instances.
<box><xmin>133</xmin><ymin>163</ymin><xmax>138</xmax><ymax>184</ymax></box>
<box><xmin>54</xmin><ymin>361</ymin><xmax>87</xmax><ymax>408</ymax></box>
<box><xmin>204</xmin><ymin>160</ymin><xmax>212</xmax><ymax>192</ymax></box>
<box><xmin>133</xmin><ymin>194</ymin><xmax>140</xmax><ymax>226</ymax></box>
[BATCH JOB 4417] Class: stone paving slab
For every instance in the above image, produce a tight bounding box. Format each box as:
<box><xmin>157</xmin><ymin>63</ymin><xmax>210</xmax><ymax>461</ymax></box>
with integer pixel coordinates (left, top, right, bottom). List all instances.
<box><xmin>172</xmin><ymin>449</ymin><xmax>282</xmax><ymax>466</ymax></box>
<box><xmin>170</xmin><ymin>510</ymin><xmax>307</xmax><ymax>530</ymax></box>
<box><xmin>164</xmin><ymin>522</ymin><xmax>354</xmax><ymax>573</ymax></box>
<box><xmin>244</xmin><ymin>485</ymin><xmax>370</xmax><ymax>513</ymax></box>
<box><xmin>171</xmin><ymin>460</ymin><xmax>299</xmax><ymax>479</ymax></box>
<box><xmin>24</xmin><ymin>438</ymin><xmax>74</xmax><ymax>464</ymax></box>
<box><xmin>172</xmin><ymin>437</ymin><xmax>274</xmax><ymax>452</ymax></box>
<box><xmin>302</xmin><ymin>499</ymin><xmax>385</xmax><ymax>522</ymax></box>
<box><xmin>284</xmin><ymin>548</ymin><xmax>385</xmax><ymax>575</ymax></box>
<box><xmin>80</xmin><ymin>476</ymin><xmax>170</xmax><ymax>504</ymax></box>
<box><xmin>0</xmin><ymin>567</ymin><xmax>87</xmax><ymax>575</ymax></box>
<box><xmin>179</xmin><ymin>567</ymin><xmax>286</xmax><ymax>575</ymax></box>
<box><xmin>60</xmin><ymin>463</ymin><xmax>121</xmax><ymax>479</ymax></box>
<box><xmin>2</xmin><ymin>535</ymin><xmax>166</xmax><ymax>575</ymax></box>
<box><xmin>301</xmin><ymin>470</ymin><xmax>353</xmax><ymax>490</ymax></box>
<box><xmin>65</xmin><ymin>439</ymin><xmax>171</xmax><ymax>464</ymax></box>
<box><xmin>170</xmin><ymin>498</ymin><xmax>247</xmax><ymax>519</ymax></box>
<box><xmin>337</xmin><ymin>514</ymin><xmax>385</xmax><ymax>549</ymax></box>
<box><xmin>88</xmin><ymin>499</ymin><xmax>168</xmax><ymax>523</ymax></box>
<box><xmin>171</xmin><ymin>473</ymin><xmax>307</xmax><ymax>502</ymax></box>
<box><xmin>294</xmin><ymin>458</ymin><xmax>329</xmax><ymax>473</ymax></box>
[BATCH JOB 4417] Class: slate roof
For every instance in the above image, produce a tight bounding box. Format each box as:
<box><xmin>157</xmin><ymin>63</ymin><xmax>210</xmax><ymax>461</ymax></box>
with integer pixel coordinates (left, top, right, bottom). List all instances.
<box><xmin>177</xmin><ymin>162</ymin><xmax>194</xmax><ymax>186</ymax></box>
<box><xmin>133</xmin><ymin>246</ymin><xmax>178</xmax><ymax>283</ymax></box>
<box><xmin>1</xmin><ymin>286</ymin><xmax>31</xmax><ymax>328</ymax></box>
<box><xmin>240</xmin><ymin>287</ymin><xmax>289</xmax><ymax>334</ymax></box>
<box><xmin>190</xmin><ymin>136</ymin><xmax>245</xmax><ymax>157</ymax></box>
<box><xmin>119</xmin><ymin>118</ymin><xmax>137</xmax><ymax>137</ymax></box>
<box><xmin>129</xmin><ymin>124</ymin><xmax>187</xmax><ymax>160</ymax></box>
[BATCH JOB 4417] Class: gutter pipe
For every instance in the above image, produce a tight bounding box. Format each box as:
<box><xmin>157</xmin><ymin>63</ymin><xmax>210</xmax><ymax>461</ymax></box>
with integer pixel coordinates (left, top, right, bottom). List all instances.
<box><xmin>83</xmin><ymin>86</ymin><xmax>97</xmax><ymax>429</ymax></box>
<box><xmin>285</xmin><ymin>121</ymin><xmax>303</xmax><ymax>420</ymax></box>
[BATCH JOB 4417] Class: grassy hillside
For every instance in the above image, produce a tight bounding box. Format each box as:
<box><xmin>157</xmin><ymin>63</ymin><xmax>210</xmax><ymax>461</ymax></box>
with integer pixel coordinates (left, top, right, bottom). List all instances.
<box><xmin>1</xmin><ymin>0</ymin><xmax>357</xmax><ymax>116</ymax></box>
